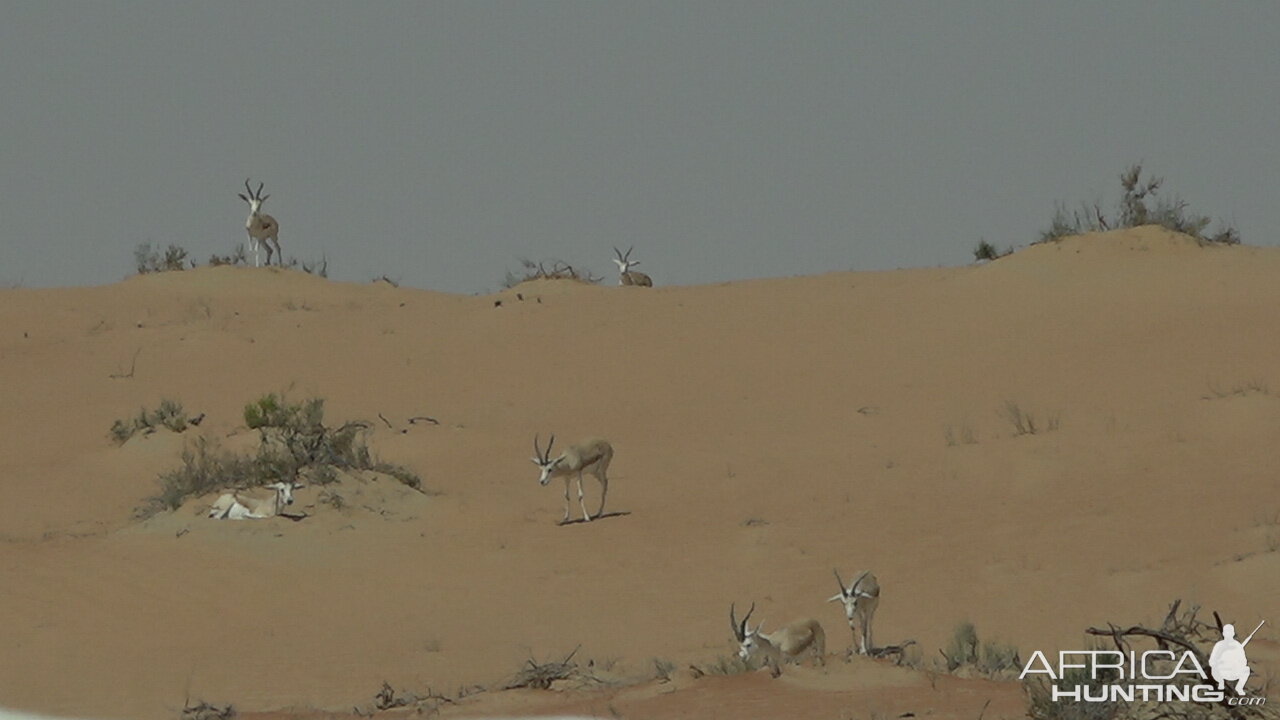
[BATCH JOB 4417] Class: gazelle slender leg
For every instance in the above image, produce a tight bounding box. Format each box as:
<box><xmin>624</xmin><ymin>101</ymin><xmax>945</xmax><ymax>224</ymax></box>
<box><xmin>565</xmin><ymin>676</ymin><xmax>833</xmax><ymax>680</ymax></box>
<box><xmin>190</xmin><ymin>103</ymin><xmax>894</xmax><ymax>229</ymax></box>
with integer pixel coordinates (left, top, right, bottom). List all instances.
<box><xmin>595</xmin><ymin>469</ymin><xmax>608</xmax><ymax>519</ymax></box>
<box><xmin>247</xmin><ymin>233</ymin><xmax>259</xmax><ymax>267</ymax></box>
<box><xmin>577</xmin><ymin>471</ymin><xmax>591</xmax><ymax>521</ymax></box>
<box><xmin>561</xmin><ymin>477</ymin><xmax>572</xmax><ymax>524</ymax></box>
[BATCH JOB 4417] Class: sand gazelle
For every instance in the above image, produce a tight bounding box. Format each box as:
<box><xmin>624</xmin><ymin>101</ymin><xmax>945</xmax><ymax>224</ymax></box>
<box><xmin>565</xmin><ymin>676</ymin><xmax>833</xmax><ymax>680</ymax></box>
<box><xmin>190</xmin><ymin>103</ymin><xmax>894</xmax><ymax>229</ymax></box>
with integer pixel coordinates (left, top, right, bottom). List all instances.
<box><xmin>208</xmin><ymin>480</ymin><xmax>300</xmax><ymax>519</ymax></box>
<box><xmin>730</xmin><ymin>602</ymin><xmax>826</xmax><ymax>677</ymax></box>
<box><xmin>530</xmin><ymin>434</ymin><xmax>614</xmax><ymax>524</ymax></box>
<box><xmin>829</xmin><ymin>569</ymin><xmax>880</xmax><ymax>656</ymax></box>
<box><xmin>237</xmin><ymin>178</ymin><xmax>282</xmax><ymax>267</ymax></box>
<box><xmin>611</xmin><ymin>246</ymin><xmax>653</xmax><ymax>287</ymax></box>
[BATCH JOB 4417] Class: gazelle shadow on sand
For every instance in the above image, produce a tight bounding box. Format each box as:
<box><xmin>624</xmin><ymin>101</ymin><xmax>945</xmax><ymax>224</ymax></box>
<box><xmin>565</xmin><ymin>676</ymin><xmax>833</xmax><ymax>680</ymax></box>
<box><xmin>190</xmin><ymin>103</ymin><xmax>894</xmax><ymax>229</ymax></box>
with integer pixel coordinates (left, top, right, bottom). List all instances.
<box><xmin>557</xmin><ymin>510</ymin><xmax>631</xmax><ymax>526</ymax></box>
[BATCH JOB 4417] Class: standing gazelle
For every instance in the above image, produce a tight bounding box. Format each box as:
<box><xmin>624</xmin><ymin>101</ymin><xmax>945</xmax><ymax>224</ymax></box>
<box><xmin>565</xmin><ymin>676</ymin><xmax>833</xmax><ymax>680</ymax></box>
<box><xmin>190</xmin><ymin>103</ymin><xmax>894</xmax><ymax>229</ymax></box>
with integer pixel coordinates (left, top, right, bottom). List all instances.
<box><xmin>530</xmin><ymin>434</ymin><xmax>614</xmax><ymax>524</ymax></box>
<box><xmin>238</xmin><ymin>178</ymin><xmax>281</xmax><ymax>267</ymax></box>
<box><xmin>731</xmin><ymin>602</ymin><xmax>825</xmax><ymax>677</ymax></box>
<box><xmin>829</xmin><ymin>569</ymin><xmax>880</xmax><ymax>656</ymax></box>
<box><xmin>612</xmin><ymin>246</ymin><xmax>653</xmax><ymax>287</ymax></box>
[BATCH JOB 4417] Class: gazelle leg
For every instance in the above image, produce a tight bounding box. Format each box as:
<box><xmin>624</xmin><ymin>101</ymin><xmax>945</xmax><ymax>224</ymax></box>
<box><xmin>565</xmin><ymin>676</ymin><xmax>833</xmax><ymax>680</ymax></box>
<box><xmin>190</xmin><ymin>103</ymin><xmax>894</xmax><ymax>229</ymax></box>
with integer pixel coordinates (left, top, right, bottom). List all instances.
<box><xmin>248</xmin><ymin>233</ymin><xmax>260</xmax><ymax>267</ymax></box>
<box><xmin>577</xmin><ymin>472</ymin><xmax>591</xmax><ymax>521</ymax></box>
<box><xmin>595</xmin><ymin>470</ymin><xmax>608</xmax><ymax>519</ymax></box>
<box><xmin>560</xmin><ymin>477</ymin><xmax>572</xmax><ymax>524</ymax></box>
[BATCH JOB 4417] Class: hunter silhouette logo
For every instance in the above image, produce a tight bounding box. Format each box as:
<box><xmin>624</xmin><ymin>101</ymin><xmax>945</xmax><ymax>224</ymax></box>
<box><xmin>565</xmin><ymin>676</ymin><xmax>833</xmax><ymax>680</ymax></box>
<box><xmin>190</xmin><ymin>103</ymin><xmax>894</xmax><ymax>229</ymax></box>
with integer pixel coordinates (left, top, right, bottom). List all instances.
<box><xmin>1210</xmin><ymin>621</ymin><xmax>1263</xmax><ymax>696</ymax></box>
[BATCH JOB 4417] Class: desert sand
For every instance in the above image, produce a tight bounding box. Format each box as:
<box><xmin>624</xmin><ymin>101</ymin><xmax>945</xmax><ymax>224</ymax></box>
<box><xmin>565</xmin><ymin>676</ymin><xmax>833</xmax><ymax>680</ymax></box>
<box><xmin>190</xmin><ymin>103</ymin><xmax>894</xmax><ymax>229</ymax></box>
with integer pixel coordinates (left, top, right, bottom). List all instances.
<box><xmin>0</xmin><ymin>226</ymin><xmax>1276</xmax><ymax>720</ymax></box>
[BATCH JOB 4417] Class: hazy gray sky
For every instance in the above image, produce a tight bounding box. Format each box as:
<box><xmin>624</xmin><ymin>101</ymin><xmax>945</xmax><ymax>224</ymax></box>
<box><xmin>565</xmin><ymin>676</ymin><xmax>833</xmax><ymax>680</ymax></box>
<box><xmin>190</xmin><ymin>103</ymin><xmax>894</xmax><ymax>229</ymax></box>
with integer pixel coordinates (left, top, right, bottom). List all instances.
<box><xmin>2</xmin><ymin>2</ymin><xmax>1277</xmax><ymax>292</ymax></box>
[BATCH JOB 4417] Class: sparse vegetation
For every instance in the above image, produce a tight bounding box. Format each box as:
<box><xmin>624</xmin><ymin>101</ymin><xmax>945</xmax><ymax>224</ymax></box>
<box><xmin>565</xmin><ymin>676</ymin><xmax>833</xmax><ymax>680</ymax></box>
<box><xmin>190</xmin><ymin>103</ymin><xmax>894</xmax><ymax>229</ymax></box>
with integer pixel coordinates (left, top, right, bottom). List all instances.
<box><xmin>283</xmin><ymin>255</ymin><xmax>330</xmax><ymax>278</ymax></box>
<box><xmin>503</xmin><ymin>646</ymin><xmax>592</xmax><ymax>690</ymax></box>
<box><xmin>110</xmin><ymin>399</ymin><xmax>192</xmax><ymax>444</ymax></box>
<box><xmin>999</xmin><ymin>401</ymin><xmax>1059</xmax><ymax>437</ymax></box>
<box><xmin>1203</xmin><ymin>379</ymin><xmax>1269</xmax><ymax>400</ymax></box>
<box><xmin>691</xmin><ymin>654</ymin><xmax>752</xmax><ymax>677</ymax></box>
<box><xmin>136</xmin><ymin>393</ymin><xmax>422</xmax><ymax>518</ymax></box>
<box><xmin>940</xmin><ymin>622</ymin><xmax>1021</xmax><ymax>677</ymax></box>
<box><xmin>1039</xmin><ymin>164</ymin><xmax>1241</xmax><ymax>246</ymax></box>
<box><xmin>973</xmin><ymin>239</ymin><xmax>1012</xmax><ymax>262</ymax></box>
<box><xmin>944</xmin><ymin>424</ymin><xmax>978</xmax><ymax>446</ymax></box>
<box><xmin>135</xmin><ymin>242</ymin><xmax>193</xmax><ymax>274</ymax></box>
<box><xmin>502</xmin><ymin>257</ymin><xmax>604</xmax><ymax>288</ymax></box>
<box><xmin>207</xmin><ymin>245</ymin><xmax>248</xmax><ymax>267</ymax></box>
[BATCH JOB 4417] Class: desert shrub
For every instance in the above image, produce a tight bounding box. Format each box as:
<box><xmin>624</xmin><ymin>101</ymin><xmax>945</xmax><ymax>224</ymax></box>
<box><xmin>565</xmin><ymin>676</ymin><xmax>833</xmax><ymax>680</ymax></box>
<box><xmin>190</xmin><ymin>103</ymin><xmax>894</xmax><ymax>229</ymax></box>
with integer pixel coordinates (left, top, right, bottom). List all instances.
<box><xmin>1039</xmin><ymin>164</ymin><xmax>1241</xmax><ymax>246</ymax></box>
<box><xmin>999</xmin><ymin>401</ymin><xmax>1059</xmax><ymax>437</ymax></box>
<box><xmin>973</xmin><ymin>239</ymin><xmax>1012</xmax><ymax>262</ymax></box>
<box><xmin>283</xmin><ymin>255</ymin><xmax>329</xmax><ymax>278</ymax></box>
<box><xmin>502</xmin><ymin>258</ymin><xmax>604</xmax><ymax>288</ymax></box>
<box><xmin>136</xmin><ymin>394</ymin><xmax>422</xmax><ymax>518</ymax></box>
<box><xmin>135</xmin><ymin>242</ymin><xmax>193</xmax><ymax>274</ymax></box>
<box><xmin>694</xmin><ymin>654</ymin><xmax>752</xmax><ymax>676</ymax></box>
<box><xmin>208</xmin><ymin>245</ymin><xmax>248</xmax><ymax>267</ymax></box>
<box><xmin>110</xmin><ymin>399</ymin><xmax>190</xmax><ymax>444</ymax></box>
<box><xmin>941</xmin><ymin>622</ymin><xmax>1021</xmax><ymax>677</ymax></box>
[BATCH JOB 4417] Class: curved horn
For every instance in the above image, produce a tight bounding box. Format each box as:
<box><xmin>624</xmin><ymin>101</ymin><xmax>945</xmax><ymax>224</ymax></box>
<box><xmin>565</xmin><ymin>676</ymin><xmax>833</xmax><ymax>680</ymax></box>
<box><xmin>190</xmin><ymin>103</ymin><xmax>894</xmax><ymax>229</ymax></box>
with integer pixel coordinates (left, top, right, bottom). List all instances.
<box><xmin>833</xmin><ymin>568</ymin><xmax>849</xmax><ymax>596</ymax></box>
<box><xmin>533</xmin><ymin>433</ymin><xmax>543</xmax><ymax>461</ymax></box>
<box><xmin>244</xmin><ymin>178</ymin><xmax>254</xmax><ymax>197</ymax></box>
<box><xmin>545</xmin><ymin>433</ymin><xmax>555</xmax><ymax>459</ymax></box>
<box><xmin>625</xmin><ymin>245</ymin><xmax>635</xmax><ymax>261</ymax></box>
<box><xmin>850</xmin><ymin>570</ymin><xmax>871</xmax><ymax>594</ymax></box>
<box><xmin>613</xmin><ymin>246</ymin><xmax>624</xmax><ymax>260</ymax></box>
<box><xmin>730</xmin><ymin>603</ymin><xmax>741</xmax><ymax>641</ymax></box>
<box><xmin>256</xmin><ymin>181</ymin><xmax>265</xmax><ymax>199</ymax></box>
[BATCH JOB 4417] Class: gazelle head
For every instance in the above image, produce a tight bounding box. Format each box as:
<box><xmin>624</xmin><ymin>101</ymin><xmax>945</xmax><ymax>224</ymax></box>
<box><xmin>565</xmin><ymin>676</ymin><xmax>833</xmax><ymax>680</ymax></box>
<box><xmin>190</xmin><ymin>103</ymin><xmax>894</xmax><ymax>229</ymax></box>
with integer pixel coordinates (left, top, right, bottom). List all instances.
<box><xmin>829</xmin><ymin>569</ymin><xmax>873</xmax><ymax>621</ymax></box>
<box><xmin>730</xmin><ymin>602</ymin><xmax>766</xmax><ymax>660</ymax></box>
<box><xmin>612</xmin><ymin>246</ymin><xmax>642</xmax><ymax>273</ymax></box>
<box><xmin>531</xmin><ymin>433</ymin><xmax>565</xmax><ymax>485</ymax></box>
<box><xmin>238</xmin><ymin>178</ymin><xmax>271</xmax><ymax>215</ymax></box>
<box><xmin>265</xmin><ymin>480</ymin><xmax>301</xmax><ymax>506</ymax></box>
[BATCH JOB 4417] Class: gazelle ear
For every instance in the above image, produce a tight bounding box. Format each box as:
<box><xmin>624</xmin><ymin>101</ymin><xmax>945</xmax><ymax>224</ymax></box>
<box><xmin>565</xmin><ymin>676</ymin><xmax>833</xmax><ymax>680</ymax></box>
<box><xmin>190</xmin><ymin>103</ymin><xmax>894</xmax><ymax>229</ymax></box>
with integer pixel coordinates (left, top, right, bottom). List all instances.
<box><xmin>531</xmin><ymin>457</ymin><xmax>542</xmax><ymax>465</ymax></box>
<box><xmin>827</xmin><ymin>593</ymin><xmax>844</xmax><ymax>603</ymax></box>
<box><xmin>238</xmin><ymin>193</ymin><xmax>250</xmax><ymax>202</ymax></box>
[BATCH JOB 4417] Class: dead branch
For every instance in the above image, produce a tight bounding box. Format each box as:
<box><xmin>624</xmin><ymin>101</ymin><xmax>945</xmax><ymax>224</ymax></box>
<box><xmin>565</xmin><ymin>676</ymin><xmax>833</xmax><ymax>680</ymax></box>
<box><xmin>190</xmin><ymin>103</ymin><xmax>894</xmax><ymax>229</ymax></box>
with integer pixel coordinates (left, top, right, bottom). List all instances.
<box><xmin>409</xmin><ymin>416</ymin><xmax>440</xmax><ymax>425</ymax></box>
<box><xmin>504</xmin><ymin>645</ymin><xmax>583</xmax><ymax>690</ymax></box>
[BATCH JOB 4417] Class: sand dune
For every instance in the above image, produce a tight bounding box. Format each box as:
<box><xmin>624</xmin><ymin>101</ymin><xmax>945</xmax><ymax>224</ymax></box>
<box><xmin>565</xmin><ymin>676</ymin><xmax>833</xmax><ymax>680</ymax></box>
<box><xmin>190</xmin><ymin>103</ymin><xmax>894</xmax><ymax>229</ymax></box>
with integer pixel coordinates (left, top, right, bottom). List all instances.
<box><xmin>0</xmin><ymin>226</ymin><xmax>1276</xmax><ymax>719</ymax></box>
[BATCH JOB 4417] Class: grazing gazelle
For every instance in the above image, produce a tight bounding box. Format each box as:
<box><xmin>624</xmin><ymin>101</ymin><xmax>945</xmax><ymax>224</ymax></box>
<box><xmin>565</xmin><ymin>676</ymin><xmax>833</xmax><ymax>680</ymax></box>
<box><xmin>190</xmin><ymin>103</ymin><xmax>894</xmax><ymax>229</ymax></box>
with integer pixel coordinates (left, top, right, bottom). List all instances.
<box><xmin>238</xmin><ymin>178</ymin><xmax>282</xmax><ymax>267</ymax></box>
<box><xmin>208</xmin><ymin>481</ymin><xmax>300</xmax><ymax>519</ymax></box>
<box><xmin>612</xmin><ymin>246</ymin><xmax>653</xmax><ymax>287</ymax></box>
<box><xmin>829</xmin><ymin>569</ymin><xmax>880</xmax><ymax>656</ymax></box>
<box><xmin>531</xmin><ymin>434</ymin><xmax>613</xmax><ymax>524</ymax></box>
<box><xmin>731</xmin><ymin>602</ymin><xmax>826</xmax><ymax>677</ymax></box>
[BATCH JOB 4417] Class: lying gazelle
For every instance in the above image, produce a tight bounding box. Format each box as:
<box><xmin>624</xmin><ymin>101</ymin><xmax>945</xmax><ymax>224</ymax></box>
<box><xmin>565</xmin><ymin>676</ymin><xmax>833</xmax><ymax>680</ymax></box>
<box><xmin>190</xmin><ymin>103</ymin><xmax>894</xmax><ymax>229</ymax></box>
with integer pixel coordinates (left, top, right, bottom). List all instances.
<box><xmin>731</xmin><ymin>602</ymin><xmax>825</xmax><ymax>677</ymax></box>
<box><xmin>829</xmin><ymin>569</ymin><xmax>880</xmax><ymax>656</ymax></box>
<box><xmin>208</xmin><ymin>481</ymin><xmax>300</xmax><ymax>519</ymax></box>
<box><xmin>531</xmin><ymin>434</ymin><xmax>613</xmax><ymax>524</ymax></box>
<box><xmin>238</xmin><ymin>178</ymin><xmax>282</xmax><ymax>267</ymax></box>
<box><xmin>612</xmin><ymin>246</ymin><xmax>653</xmax><ymax>287</ymax></box>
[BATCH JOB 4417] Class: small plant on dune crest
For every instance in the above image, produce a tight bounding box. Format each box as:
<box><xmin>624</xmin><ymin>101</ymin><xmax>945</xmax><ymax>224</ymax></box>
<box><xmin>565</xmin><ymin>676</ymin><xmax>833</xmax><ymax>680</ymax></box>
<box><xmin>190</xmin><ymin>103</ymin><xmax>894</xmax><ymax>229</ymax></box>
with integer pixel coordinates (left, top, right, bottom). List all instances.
<box><xmin>110</xmin><ymin>398</ymin><xmax>195</xmax><ymax>444</ymax></box>
<box><xmin>502</xmin><ymin>257</ymin><xmax>604</xmax><ymax>288</ymax></box>
<box><xmin>283</xmin><ymin>255</ymin><xmax>330</xmax><ymax>278</ymax></box>
<box><xmin>208</xmin><ymin>244</ymin><xmax>248</xmax><ymax>267</ymax></box>
<box><xmin>973</xmin><ymin>239</ymin><xmax>1013</xmax><ymax>262</ymax></box>
<box><xmin>690</xmin><ymin>654</ymin><xmax>752</xmax><ymax>677</ymax></box>
<box><xmin>135</xmin><ymin>242</ymin><xmax>194</xmax><ymax>274</ymax></box>
<box><xmin>1039</xmin><ymin>164</ymin><xmax>1241</xmax><ymax>246</ymax></box>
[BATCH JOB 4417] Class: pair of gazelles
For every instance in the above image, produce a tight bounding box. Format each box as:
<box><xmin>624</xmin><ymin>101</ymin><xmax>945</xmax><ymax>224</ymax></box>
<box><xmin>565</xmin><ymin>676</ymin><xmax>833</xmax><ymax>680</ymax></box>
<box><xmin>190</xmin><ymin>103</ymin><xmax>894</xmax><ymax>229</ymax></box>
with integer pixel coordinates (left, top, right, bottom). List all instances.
<box><xmin>731</xmin><ymin>568</ymin><xmax>880</xmax><ymax>678</ymax></box>
<box><xmin>238</xmin><ymin>179</ymin><xmax>656</xmax><ymax>287</ymax></box>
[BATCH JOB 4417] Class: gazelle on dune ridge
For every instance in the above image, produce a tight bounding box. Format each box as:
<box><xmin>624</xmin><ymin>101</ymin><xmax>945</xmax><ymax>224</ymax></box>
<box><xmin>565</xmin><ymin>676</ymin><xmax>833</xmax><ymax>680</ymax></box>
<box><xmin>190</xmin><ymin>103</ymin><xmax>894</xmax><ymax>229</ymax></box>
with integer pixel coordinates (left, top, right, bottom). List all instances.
<box><xmin>730</xmin><ymin>602</ymin><xmax>825</xmax><ymax>677</ymax></box>
<box><xmin>238</xmin><ymin>178</ymin><xmax>281</xmax><ymax>267</ymax></box>
<box><xmin>829</xmin><ymin>569</ymin><xmax>880</xmax><ymax>656</ymax></box>
<box><xmin>612</xmin><ymin>246</ymin><xmax>653</xmax><ymax>287</ymax></box>
<box><xmin>531</xmin><ymin>434</ymin><xmax>614</xmax><ymax>524</ymax></box>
